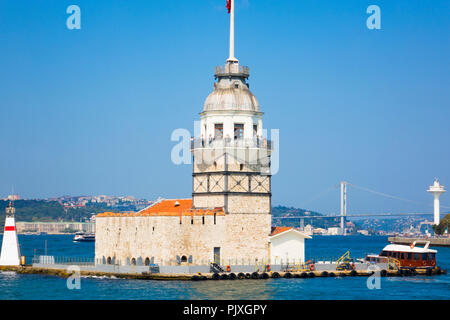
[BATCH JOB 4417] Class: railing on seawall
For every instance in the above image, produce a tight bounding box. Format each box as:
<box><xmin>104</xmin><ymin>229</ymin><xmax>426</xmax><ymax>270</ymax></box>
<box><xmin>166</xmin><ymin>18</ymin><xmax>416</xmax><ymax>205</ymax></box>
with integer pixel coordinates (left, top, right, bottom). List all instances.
<box><xmin>32</xmin><ymin>255</ymin><xmax>95</xmax><ymax>266</ymax></box>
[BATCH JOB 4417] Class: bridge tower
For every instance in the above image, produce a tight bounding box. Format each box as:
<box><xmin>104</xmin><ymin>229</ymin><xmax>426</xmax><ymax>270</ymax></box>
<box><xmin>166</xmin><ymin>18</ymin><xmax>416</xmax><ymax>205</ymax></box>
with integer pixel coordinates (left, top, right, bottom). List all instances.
<box><xmin>340</xmin><ymin>181</ymin><xmax>347</xmax><ymax>233</ymax></box>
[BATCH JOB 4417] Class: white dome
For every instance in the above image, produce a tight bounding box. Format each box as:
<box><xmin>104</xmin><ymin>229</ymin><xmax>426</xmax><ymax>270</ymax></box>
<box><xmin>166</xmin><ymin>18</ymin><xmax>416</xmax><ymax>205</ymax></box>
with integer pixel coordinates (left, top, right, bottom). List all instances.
<box><xmin>203</xmin><ymin>79</ymin><xmax>260</xmax><ymax>112</ymax></box>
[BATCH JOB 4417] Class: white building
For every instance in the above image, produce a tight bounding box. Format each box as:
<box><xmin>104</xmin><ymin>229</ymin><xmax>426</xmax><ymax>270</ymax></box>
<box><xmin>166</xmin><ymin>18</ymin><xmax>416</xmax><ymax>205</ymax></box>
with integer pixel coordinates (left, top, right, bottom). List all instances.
<box><xmin>327</xmin><ymin>227</ymin><xmax>342</xmax><ymax>235</ymax></box>
<box><xmin>269</xmin><ymin>227</ymin><xmax>311</xmax><ymax>264</ymax></box>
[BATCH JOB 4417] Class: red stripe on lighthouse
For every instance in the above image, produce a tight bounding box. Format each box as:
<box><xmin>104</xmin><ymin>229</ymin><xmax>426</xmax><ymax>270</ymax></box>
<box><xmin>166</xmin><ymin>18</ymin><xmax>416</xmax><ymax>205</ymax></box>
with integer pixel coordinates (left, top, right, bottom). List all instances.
<box><xmin>4</xmin><ymin>226</ymin><xmax>15</xmax><ymax>231</ymax></box>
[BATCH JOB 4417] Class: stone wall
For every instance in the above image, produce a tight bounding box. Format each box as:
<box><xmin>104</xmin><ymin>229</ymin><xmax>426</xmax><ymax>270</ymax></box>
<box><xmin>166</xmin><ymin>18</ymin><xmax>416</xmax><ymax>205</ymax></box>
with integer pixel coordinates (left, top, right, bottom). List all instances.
<box><xmin>95</xmin><ymin>213</ymin><xmax>271</xmax><ymax>266</ymax></box>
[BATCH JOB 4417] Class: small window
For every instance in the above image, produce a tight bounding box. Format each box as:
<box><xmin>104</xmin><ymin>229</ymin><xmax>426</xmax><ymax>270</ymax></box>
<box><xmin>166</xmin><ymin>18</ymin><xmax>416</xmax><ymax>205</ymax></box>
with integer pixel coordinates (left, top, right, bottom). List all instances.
<box><xmin>191</xmin><ymin>218</ymin><xmax>193</xmax><ymax>225</ymax></box>
<box><xmin>253</xmin><ymin>124</ymin><xmax>258</xmax><ymax>137</ymax></box>
<box><xmin>202</xmin><ymin>216</ymin><xmax>205</xmax><ymax>225</ymax></box>
<box><xmin>215</xmin><ymin>123</ymin><xmax>223</xmax><ymax>139</ymax></box>
<box><xmin>145</xmin><ymin>257</ymin><xmax>150</xmax><ymax>266</ymax></box>
<box><xmin>240</xmin><ymin>164</ymin><xmax>244</xmax><ymax>171</ymax></box>
<box><xmin>131</xmin><ymin>258</ymin><xmax>136</xmax><ymax>265</ymax></box>
<box><xmin>234</xmin><ymin>82</ymin><xmax>239</xmax><ymax>88</ymax></box>
<box><xmin>407</xmin><ymin>253</ymin><xmax>412</xmax><ymax>260</ymax></box>
<box><xmin>181</xmin><ymin>255</ymin><xmax>187</xmax><ymax>263</ymax></box>
<box><xmin>414</xmin><ymin>253</ymin><xmax>420</xmax><ymax>260</ymax></box>
<box><xmin>214</xmin><ymin>213</ymin><xmax>216</xmax><ymax>225</ymax></box>
<box><xmin>234</xmin><ymin>123</ymin><xmax>244</xmax><ymax>140</ymax></box>
<box><xmin>107</xmin><ymin>257</ymin><xmax>112</xmax><ymax>265</ymax></box>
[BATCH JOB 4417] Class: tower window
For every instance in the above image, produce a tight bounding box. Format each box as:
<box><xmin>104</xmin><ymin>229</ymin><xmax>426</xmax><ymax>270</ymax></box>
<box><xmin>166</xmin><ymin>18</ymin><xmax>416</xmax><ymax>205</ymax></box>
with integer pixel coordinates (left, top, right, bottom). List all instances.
<box><xmin>215</xmin><ymin>123</ymin><xmax>223</xmax><ymax>139</ymax></box>
<box><xmin>240</xmin><ymin>164</ymin><xmax>244</xmax><ymax>171</ymax></box>
<box><xmin>202</xmin><ymin>216</ymin><xmax>205</xmax><ymax>224</ymax></box>
<box><xmin>234</xmin><ymin>123</ymin><xmax>244</xmax><ymax>140</ymax></box>
<box><xmin>214</xmin><ymin>213</ymin><xmax>216</xmax><ymax>225</ymax></box>
<box><xmin>253</xmin><ymin>124</ymin><xmax>258</xmax><ymax>137</ymax></box>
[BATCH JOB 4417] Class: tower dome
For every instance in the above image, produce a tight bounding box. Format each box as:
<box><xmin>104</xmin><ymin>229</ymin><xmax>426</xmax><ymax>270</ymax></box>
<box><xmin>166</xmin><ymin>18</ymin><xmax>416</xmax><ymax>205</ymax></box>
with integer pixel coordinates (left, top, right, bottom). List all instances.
<box><xmin>203</xmin><ymin>63</ymin><xmax>260</xmax><ymax>113</ymax></box>
<box><xmin>203</xmin><ymin>78</ymin><xmax>260</xmax><ymax>113</ymax></box>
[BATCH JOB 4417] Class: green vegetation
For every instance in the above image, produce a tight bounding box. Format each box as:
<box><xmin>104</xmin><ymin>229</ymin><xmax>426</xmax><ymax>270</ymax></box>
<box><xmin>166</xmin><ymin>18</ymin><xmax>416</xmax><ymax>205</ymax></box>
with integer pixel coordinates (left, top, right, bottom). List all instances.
<box><xmin>0</xmin><ymin>201</ymin><xmax>347</xmax><ymax>231</ymax></box>
<box><xmin>271</xmin><ymin>205</ymin><xmax>340</xmax><ymax>229</ymax></box>
<box><xmin>433</xmin><ymin>214</ymin><xmax>450</xmax><ymax>235</ymax></box>
<box><xmin>0</xmin><ymin>200</ymin><xmax>122</xmax><ymax>229</ymax></box>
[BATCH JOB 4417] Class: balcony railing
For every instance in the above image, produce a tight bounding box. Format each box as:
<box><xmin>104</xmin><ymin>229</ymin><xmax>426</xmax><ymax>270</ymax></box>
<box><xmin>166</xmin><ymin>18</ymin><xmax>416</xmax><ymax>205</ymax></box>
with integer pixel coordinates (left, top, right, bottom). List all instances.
<box><xmin>190</xmin><ymin>137</ymin><xmax>272</xmax><ymax>151</ymax></box>
<box><xmin>214</xmin><ymin>65</ymin><xmax>250</xmax><ymax>78</ymax></box>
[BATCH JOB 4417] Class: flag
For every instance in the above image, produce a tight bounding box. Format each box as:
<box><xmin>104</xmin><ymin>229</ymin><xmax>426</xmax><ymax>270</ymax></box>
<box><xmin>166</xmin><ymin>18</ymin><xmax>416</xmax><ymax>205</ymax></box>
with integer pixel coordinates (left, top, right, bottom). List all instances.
<box><xmin>227</xmin><ymin>0</ymin><xmax>231</xmax><ymax>14</ymax></box>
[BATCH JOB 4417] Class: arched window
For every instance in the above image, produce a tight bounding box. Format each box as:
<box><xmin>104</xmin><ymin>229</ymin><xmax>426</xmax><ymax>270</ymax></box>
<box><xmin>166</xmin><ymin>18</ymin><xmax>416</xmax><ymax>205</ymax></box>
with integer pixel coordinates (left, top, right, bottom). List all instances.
<box><xmin>181</xmin><ymin>255</ymin><xmax>187</xmax><ymax>263</ymax></box>
<box><xmin>107</xmin><ymin>257</ymin><xmax>112</xmax><ymax>265</ymax></box>
<box><xmin>131</xmin><ymin>258</ymin><xmax>136</xmax><ymax>265</ymax></box>
<box><xmin>145</xmin><ymin>257</ymin><xmax>150</xmax><ymax>266</ymax></box>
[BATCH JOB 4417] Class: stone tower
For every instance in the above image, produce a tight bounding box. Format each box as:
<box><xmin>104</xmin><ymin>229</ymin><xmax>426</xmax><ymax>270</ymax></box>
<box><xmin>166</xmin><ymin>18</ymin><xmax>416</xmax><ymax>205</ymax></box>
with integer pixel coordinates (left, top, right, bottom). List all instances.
<box><xmin>190</xmin><ymin>58</ymin><xmax>273</xmax><ymax>260</ymax></box>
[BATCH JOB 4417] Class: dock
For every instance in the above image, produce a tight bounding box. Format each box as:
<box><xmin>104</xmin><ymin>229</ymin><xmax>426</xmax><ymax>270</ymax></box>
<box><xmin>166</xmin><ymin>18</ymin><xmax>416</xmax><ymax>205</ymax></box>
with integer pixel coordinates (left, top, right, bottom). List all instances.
<box><xmin>0</xmin><ymin>264</ymin><xmax>446</xmax><ymax>281</ymax></box>
<box><xmin>388</xmin><ymin>237</ymin><xmax>450</xmax><ymax>247</ymax></box>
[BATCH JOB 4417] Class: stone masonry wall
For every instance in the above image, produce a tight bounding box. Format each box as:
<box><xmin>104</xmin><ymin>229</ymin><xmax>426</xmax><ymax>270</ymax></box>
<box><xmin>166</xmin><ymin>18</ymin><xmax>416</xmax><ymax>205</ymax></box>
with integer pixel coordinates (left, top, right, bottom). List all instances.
<box><xmin>95</xmin><ymin>213</ymin><xmax>271</xmax><ymax>266</ymax></box>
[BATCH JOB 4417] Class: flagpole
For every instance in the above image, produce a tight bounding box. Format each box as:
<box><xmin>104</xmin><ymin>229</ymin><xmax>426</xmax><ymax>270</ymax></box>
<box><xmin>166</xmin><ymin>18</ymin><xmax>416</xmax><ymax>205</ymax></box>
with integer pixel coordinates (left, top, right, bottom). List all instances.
<box><xmin>228</xmin><ymin>0</ymin><xmax>237</xmax><ymax>62</ymax></box>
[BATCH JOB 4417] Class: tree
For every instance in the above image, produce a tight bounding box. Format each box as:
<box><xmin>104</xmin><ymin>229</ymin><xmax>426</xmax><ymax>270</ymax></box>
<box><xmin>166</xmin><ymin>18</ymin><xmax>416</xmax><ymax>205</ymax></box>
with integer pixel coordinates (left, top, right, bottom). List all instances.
<box><xmin>432</xmin><ymin>214</ymin><xmax>450</xmax><ymax>235</ymax></box>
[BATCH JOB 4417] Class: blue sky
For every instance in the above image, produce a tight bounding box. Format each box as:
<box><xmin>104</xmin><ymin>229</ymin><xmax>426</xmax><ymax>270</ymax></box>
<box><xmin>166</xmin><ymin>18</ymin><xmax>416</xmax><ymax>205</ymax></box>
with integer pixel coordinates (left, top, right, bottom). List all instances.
<box><xmin>0</xmin><ymin>0</ymin><xmax>449</xmax><ymax>215</ymax></box>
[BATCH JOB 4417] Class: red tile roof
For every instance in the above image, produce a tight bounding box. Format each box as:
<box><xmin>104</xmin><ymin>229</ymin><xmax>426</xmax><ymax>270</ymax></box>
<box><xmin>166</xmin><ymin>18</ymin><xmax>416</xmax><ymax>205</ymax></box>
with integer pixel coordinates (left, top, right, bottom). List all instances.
<box><xmin>270</xmin><ymin>226</ymin><xmax>293</xmax><ymax>236</ymax></box>
<box><xmin>97</xmin><ymin>199</ymin><xmax>225</xmax><ymax>217</ymax></box>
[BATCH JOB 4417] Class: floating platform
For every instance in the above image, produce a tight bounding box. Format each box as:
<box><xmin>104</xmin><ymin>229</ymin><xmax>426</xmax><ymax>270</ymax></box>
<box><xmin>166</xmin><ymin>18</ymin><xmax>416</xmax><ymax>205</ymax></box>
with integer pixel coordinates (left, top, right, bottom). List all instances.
<box><xmin>0</xmin><ymin>265</ymin><xmax>446</xmax><ymax>281</ymax></box>
<box><xmin>389</xmin><ymin>237</ymin><xmax>450</xmax><ymax>247</ymax></box>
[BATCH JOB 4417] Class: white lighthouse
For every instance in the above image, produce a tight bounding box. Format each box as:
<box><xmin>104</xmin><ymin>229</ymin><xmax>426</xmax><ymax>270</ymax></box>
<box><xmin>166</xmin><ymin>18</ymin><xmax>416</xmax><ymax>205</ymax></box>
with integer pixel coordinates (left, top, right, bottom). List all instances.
<box><xmin>0</xmin><ymin>201</ymin><xmax>21</xmax><ymax>266</ymax></box>
<box><xmin>427</xmin><ymin>178</ymin><xmax>446</xmax><ymax>225</ymax></box>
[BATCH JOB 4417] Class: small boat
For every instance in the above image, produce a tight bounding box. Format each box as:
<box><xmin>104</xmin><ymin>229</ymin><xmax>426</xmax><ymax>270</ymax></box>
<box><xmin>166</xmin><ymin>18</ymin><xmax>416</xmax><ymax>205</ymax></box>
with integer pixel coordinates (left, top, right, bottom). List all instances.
<box><xmin>73</xmin><ymin>232</ymin><xmax>95</xmax><ymax>242</ymax></box>
<box><xmin>365</xmin><ymin>240</ymin><xmax>437</xmax><ymax>270</ymax></box>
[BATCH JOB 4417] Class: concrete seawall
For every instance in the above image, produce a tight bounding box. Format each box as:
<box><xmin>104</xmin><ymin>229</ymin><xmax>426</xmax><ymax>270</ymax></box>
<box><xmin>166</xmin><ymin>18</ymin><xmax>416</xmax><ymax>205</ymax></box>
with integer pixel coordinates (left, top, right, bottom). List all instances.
<box><xmin>0</xmin><ymin>264</ymin><xmax>446</xmax><ymax>281</ymax></box>
<box><xmin>388</xmin><ymin>237</ymin><xmax>450</xmax><ymax>247</ymax></box>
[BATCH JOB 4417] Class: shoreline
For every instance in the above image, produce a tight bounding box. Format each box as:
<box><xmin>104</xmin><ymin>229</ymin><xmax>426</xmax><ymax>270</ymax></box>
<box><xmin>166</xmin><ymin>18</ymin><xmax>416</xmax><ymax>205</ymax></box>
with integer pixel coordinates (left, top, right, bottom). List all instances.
<box><xmin>0</xmin><ymin>265</ymin><xmax>446</xmax><ymax>281</ymax></box>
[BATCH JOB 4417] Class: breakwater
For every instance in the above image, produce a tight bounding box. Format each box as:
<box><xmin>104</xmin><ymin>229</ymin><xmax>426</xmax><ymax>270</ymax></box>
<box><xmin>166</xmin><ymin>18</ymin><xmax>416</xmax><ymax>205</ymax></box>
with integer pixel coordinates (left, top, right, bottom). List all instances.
<box><xmin>388</xmin><ymin>237</ymin><xmax>450</xmax><ymax>247</ymax></box>
<box><xmin>0</xmin><ymin>264</ymin><xmax>446</xmax><ymax>281</ymax></box>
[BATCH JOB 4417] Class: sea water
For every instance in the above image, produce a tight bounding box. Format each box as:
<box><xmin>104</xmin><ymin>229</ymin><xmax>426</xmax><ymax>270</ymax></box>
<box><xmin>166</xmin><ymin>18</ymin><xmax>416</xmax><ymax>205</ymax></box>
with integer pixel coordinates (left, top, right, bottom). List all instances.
<box><xmin>0</xmin><ymin>235</ymin><xmax>448</xmax><ymax>300</ymax></box>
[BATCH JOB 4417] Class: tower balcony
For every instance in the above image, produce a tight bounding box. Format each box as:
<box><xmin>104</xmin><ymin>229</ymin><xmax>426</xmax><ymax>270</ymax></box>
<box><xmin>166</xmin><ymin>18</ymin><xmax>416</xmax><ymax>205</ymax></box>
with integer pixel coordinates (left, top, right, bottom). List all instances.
<box><xmin>214</xmin><ymin>65</ymin><xmax>250</xmax><ymax>78</ymax></box>
<box><xmin>190</xmin><ymin>137</ymin><xmax>272</xmax><ymax>151</ymax></box>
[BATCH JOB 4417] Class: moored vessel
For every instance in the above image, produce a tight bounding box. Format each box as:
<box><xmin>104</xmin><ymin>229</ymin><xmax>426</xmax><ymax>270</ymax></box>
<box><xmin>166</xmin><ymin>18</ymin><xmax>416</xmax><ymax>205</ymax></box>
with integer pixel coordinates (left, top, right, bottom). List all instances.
<box><xmin>365</xmin><ymin>240</ymin><xmax>441</xmax><ymax>273</ymax></box>
<box><xmin>73</xmin><ymin>232</ymin><xmax>95</xmax><ymax>242</ymax></box>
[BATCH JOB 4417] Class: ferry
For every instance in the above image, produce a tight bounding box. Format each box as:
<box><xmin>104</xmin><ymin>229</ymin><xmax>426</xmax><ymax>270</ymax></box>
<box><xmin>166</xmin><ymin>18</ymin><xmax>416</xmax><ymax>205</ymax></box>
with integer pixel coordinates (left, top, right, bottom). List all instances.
<box><xmin>365</xmin><ymin>240</ymin><xmax>437</xmax><ymax>270</ymax></box>
<box><xmin>73</xmin><ymin>232</ymin><xmax>95</xmax><ymax>242</ymax></box>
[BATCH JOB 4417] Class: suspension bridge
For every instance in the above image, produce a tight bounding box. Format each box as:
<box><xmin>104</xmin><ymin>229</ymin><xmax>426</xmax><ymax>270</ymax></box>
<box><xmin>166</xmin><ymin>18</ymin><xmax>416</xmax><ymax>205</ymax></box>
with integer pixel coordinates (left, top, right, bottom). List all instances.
<box><xmin>276</xmin><ymin>181</ymin><xmax>449</xmax><ymax>229</ymax></box>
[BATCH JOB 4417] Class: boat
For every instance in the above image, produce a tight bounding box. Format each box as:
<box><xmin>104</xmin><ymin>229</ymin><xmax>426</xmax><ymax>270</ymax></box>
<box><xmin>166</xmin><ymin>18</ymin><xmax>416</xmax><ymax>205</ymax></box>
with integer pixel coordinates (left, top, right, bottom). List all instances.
<box><xmin>365</xmin><ymin>240</ymin><xmax>437</xmax><ymax>270</ymax></box>
<box><xmin>73</xmin><ymin>232</ymin><xmax>95</xmax><ymax>242</ymax></box>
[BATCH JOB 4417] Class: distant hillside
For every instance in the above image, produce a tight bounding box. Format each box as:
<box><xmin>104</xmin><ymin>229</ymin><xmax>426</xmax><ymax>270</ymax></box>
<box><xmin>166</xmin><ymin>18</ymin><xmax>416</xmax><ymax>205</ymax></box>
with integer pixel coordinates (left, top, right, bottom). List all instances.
<box><xmin>0</xmin><ymin>200</ymin><xmax>341</xmax><ymax>230</ymax></box>
<box><xmin>0</xmin><ymin>200</ymin><xmax>122</xmax><ymax>228</ymax></box>
<box><xmin>272</xmin><ymin>205</ymin><xmax>340</xmax><ymax>229</ymax></box>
